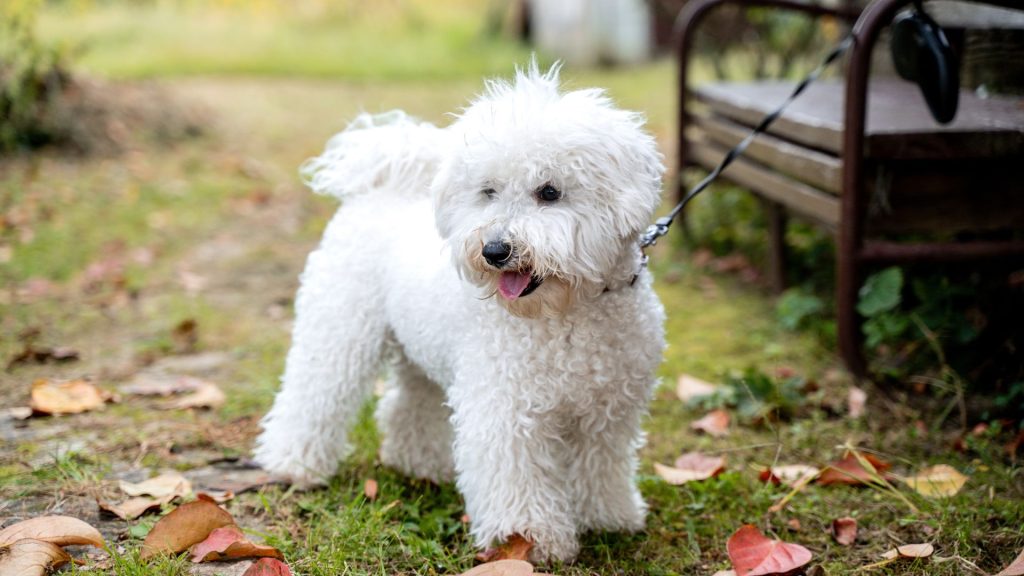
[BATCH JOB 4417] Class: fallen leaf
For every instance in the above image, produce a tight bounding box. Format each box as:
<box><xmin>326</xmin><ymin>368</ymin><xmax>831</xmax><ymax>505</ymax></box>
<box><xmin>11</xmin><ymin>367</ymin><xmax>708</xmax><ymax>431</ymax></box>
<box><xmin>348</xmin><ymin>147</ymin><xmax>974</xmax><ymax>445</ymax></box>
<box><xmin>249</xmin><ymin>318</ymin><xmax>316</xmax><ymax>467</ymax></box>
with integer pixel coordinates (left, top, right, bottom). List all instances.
<box><xmin>243</xmin><ymin>558</ymin><xmax>294</xmax><ymax>576</ymax></box>
<box><xmin>785</xmin><ymin>518</ymin><xmax>801</xmax><ymax>532</ymax></box>
<box><xmin>712</xmin><ymin>571</ymin><xmax>738</xmax><ymax>576</ymax></box>
<box><xmin>994</xmin><ymin>546</ymin><xmax>1024</xmax><ymax>576</ymax></box>
<box><xmin>727</xmin><ymin>524</ymin><xmax>812</xmax><ymax>576</ymax></box>
<box><xmin>120</xmin><ymin>374</ymin><xmax>203</xmax><ymax>397</ymax></box>
<box><xmin>0</xmin><ymin>539</ymin><xmax>71</xmax><ymax>576</ymax></box>
<box><xmin>847</xmin><ymin>386</ymin><xmax>867</xmax><ymax>418</ymax></box>
<box><xmin>197</xmin><ymin>490</ymin><xmax>235</xmax><ymax>504</ymax></box>
<box><xmin>121</xmin><ymin>471</ymin><xmax>192</xmax><ymax>498</ymax></box>
<box><xmin>654</xmin><ymin>452</ymin><xmax>726</xmax><ymax>485</ymax></box>
<box><xmin>881</xmin><ymin>543</ymin><xmax>934</xmax><ymax>560</ymax></box>
<box><xmin>30</xmin><ymin>378</ymin><xmax>108</xmax><ymax>415</ymax></box>
<box><xmin>140</xmin><ymin>499</ymin><xmax>235</xmax><ymax>560</ymax></box>
<box><xmin>7</xmin><ymin>344</ymin><xmax>79</xmax><ymax>369</ymax></box>
<box><xmin>676</xmin><ymin>374</ymin><xmax>720</xmax><ymax>403</ymax></box>
<box><xmin>98</xmin><ymin>496</ymin><xmax>169</xmax><ymax>521</ymax></box>
<box><xmin>460</xmin><ymin>559</ymin><xmax>534</xmax><ymax>576</ymax></box>
<box><xmin>759</xmin><ymin>465</ymin><xmax>820</xmax><ymax>487</ymax></box>
<box><xmin>475</xmin><ymin>533</ymin><xmax>533</xmax><ymax>563</ymax></box>
<box><xmin>817</xmin><ymin>451</ymin><xmax>891</xmax><ymax>485</ymax></box>
<box><xmin>831</xmin><ymin>517</ymin><xmax>857</xmax><ymax>546</ymax></box>
<box><xmin>364</xmin><ymin>479</ymin><xmax>378</xmax><ymax>502</ymax></box>
<box><xmin>900</xmin><ymin>464</ymin><xmax>968</xmax><ymax>498</ymax></box>
<box><xmin>189</xmin><ymin>525</ymin><xmax>284</xmax><ymax>563</ymax></box>
<box><xmin>0</xmin><ymin>515</ymin><xmax>105</xmax><ymax>548</ymax></box>
<box><xmin>164</xmin><ymin>378</ymin><xmax>225</xmax><ymax>410</ymax></box>
<box><xmin>691</xmin><ymin>409</ymin><xmax>730</xmax><ymax>437</ymax></box>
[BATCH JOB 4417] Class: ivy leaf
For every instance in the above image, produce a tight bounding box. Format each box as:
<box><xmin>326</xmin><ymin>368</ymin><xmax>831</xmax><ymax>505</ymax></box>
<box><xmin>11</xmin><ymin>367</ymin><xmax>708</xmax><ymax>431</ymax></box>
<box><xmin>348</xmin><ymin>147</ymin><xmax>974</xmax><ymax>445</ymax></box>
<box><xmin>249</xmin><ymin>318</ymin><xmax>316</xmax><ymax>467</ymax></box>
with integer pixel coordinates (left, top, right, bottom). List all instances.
<box><xmin>857</xmin><ymin>267</ymin><xmax>903</xmax><ymax>317</ymax></box>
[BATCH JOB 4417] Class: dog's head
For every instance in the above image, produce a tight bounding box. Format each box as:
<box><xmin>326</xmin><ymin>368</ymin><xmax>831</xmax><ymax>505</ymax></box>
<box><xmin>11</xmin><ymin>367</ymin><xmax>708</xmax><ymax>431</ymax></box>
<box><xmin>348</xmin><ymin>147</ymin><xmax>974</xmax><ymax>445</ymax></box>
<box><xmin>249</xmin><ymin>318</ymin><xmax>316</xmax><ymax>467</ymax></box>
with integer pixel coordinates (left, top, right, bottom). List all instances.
<box><xmin>432</xmin><ymin>63</ymin><xmax>664</xmax><ymax>319</ymax></box>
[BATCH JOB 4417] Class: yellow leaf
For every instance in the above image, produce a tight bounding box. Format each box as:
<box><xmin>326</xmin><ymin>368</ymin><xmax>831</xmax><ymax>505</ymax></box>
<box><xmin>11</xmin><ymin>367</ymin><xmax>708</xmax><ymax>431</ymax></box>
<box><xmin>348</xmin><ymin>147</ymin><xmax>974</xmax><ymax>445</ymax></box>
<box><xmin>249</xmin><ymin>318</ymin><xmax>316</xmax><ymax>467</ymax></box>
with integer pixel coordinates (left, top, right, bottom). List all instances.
<box><xmin>902</xmin><ymin>465</ymin><xmax>968</xmax><ymax>498</ymax></box>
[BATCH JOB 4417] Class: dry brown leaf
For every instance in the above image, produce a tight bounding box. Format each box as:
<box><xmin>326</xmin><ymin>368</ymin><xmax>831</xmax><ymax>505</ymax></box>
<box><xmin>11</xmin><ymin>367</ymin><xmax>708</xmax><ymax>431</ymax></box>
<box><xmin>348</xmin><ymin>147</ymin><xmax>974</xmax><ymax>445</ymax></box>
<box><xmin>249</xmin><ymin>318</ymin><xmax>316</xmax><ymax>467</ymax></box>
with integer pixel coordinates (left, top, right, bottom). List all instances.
<box><xmin>197</xmin><ymin>490</ymin><xmax>235</xmax><ymax>504</ymax></box>
<box><xmin>817</xmin><ymin>451</ymin><xmax>891</xmax><ymax>485</ymax></box>
<box><xmin>831</xmin><ymin>517</ymin><xmax>857</xmax><ymax>546</ymax></box>
<box><xmin>727</xmin><ymin>524</ymin><xmax>812</xmax><ymax>576</ymax></box>
<box><xmin>847</xmin><ymin>386</ymin><xmax>867</xmax><ymax>419</ymax></box>
<box><xmin>98</xmin><ymin>495</ymin><xmax>170</xmax><ymax>521</ymax></box>
<box><xmin>164</xmin><ymin>378</ymin><xmax>225</xmax><ymax>410</ymax></box>
<box><xmin>29</xmin><ymin>378</ymin><xmax>108</xmax><ymax>415</ymax></box>
<box><xmin>243</xmin><ymin>558</ymin><xmax>294</xmax><ymax>576</ymax></box>
<box><xmin>459</xmin><ymin>559</ymin><xmax>534</xmax><ymax>576</ymax></box>
<box><xmin>475</xmin><ymin>533</ymin><xmax>534</xmax><ymax>563</ymax></box>
<box><xmin>759</xmin><ymin>465</ymin><xmax>820</xmax><ymax>487</ymax></box>
<box><xmin>994</xmin><ymin>546</ymin><xmax>1024</xmax><ymax>576</ymax></box>
<box><xmin>0</xmin><ymin>515</ymin><xmax>105</xmax><ymax>548</ymax></box>
<box><xmin>881</xmin><ymin>543</ymin><xmax>934</xmax><ymax>560</ymax></box>
<box><xmin>676</xmin><ymin>374</ymin><xmax>720</xmax><ymax>404</ymax></box>
<box><xmin>140</xmin><ymin>499</ymin><xmax>235</xmax><ymax>560</ymax></box>
<box><xmin>900</xmin><ymin>464</ymin><xmax>968</xmax><ymax>498</ymax></box>
<box><xmin>120</xmin><ymin>471</ymin><xmax>192</xmax><ymax>498</ymax></box>
<box><xmin>654</xmin><ymin>452</ymin><xmax>725</xmax><ymax>485</ymax></box>
<box><xmin>785</xmin><ymin>518</ymin><xmax>801</xmax><ymax>532</ymax></box>
<box><xmin>0</xmin><ymin>538</ymin><xmax>72</xmax><ymax>576</ymax></box>
<box><xmin>363</xmin><ymin>479</ymin><xmax>378</xmax><ymax>502</ymax></box>
<box><xmin>189</xmin><ymin>525</ymin><xmax>284</xmax><ymax>563</ymax></box>
<box><xmin>690</xmin><ymin>409</ymin><xmax>730</xmax><ymax>437</ymax></box>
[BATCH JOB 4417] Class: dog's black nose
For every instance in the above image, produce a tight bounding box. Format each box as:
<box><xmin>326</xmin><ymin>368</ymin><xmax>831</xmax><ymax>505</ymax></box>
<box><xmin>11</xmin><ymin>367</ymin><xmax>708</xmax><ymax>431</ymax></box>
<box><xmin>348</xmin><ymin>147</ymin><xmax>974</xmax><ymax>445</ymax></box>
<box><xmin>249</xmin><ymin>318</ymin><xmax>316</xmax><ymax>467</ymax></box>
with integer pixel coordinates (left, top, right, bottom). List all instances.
<box><xmin>482</xmin><ymin>241</ymin><xmax>512</xmax><ymax>268</ymax></box>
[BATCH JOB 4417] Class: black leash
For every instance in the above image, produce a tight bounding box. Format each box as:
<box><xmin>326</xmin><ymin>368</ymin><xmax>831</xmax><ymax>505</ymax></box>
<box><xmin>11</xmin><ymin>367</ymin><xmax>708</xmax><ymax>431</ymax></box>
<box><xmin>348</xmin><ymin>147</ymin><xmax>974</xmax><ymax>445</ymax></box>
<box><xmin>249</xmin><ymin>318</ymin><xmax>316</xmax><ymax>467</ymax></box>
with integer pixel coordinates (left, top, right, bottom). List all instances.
<box><xmin>638</xmin><ymin>34</ymin><xmax>855</xmax><ymax>250</ymax></box>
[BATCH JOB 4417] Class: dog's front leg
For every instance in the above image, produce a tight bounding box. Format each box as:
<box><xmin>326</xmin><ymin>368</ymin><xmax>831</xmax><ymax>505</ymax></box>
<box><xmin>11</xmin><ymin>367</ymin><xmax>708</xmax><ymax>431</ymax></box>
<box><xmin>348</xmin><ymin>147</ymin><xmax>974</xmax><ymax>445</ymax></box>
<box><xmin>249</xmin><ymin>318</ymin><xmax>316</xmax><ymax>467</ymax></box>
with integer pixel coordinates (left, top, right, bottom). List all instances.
<box><xmin>569</xmin><ymin>407</ymin><xmax>648</xmax><ymax>533</ymax></box>
<box><xmin>450</xmin><ymin>385</ymin><xmax>580</xmax><ymax>564</ymax></box>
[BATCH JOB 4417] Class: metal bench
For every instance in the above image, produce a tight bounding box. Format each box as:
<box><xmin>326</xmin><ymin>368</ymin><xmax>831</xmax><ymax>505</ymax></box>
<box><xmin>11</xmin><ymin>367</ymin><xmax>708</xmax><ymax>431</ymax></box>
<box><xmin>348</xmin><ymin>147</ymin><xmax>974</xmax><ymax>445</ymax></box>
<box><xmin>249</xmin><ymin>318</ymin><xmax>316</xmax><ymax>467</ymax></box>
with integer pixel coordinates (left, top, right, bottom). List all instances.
<box><xmin>675</xmin><ymin>0</ymin><xmax>1024</xmax><ymax>376</ymax></box>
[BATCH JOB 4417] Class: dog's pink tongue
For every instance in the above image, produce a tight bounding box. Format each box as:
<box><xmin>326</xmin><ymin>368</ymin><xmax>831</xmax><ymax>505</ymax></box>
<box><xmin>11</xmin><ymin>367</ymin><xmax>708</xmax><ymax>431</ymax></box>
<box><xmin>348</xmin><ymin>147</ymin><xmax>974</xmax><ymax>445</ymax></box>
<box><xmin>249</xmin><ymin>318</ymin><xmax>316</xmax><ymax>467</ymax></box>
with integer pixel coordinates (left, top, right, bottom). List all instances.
<box><xmin>498</xmin><ymin>271</ymin><xmax>532</xmax><ymax>300</ymax></box>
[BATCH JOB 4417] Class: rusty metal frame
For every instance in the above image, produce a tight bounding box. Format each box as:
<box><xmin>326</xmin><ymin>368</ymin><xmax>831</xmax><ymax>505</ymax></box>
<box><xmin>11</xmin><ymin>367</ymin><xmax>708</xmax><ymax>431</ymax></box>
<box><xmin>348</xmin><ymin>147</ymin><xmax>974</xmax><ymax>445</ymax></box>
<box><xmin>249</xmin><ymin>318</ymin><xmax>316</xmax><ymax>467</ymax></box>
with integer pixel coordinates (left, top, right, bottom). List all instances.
<box><xmin>675</xmin><ymin>0</ymin><xmax>1024</xmax><ymax>377</ymax></box>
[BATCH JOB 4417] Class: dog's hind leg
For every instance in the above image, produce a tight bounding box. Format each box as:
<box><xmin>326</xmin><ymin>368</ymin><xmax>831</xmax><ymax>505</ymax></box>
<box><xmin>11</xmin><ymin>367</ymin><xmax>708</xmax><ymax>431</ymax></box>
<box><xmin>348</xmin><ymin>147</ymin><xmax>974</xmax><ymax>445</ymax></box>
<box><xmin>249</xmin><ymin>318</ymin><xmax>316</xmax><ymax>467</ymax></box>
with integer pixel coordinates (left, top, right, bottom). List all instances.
<box><xmin>375</xmin><ymin>356</ymin><xmax>454</xmax><ymax>483</ymax></box>
<box><xmin>254</xmin><ymin>230</ymin><xmax>387</xmax><ymax>486</ymax></box>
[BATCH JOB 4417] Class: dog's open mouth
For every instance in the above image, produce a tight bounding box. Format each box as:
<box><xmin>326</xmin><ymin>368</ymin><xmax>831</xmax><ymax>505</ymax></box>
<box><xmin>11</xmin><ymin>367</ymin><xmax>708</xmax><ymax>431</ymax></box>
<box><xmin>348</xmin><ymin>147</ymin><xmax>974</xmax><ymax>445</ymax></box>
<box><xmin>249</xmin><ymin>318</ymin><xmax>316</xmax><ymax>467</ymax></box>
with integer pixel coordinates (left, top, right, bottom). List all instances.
<box><xmin>498</xmin><ymin>270</ymin><xmax>543</xmax><ymax>300</ymax></box>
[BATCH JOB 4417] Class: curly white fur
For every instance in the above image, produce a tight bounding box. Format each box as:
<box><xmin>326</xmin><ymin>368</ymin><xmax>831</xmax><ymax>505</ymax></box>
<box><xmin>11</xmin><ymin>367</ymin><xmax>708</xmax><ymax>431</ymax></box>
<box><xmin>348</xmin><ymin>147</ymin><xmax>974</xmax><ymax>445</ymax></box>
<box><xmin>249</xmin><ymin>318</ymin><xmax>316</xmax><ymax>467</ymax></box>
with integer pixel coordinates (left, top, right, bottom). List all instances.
<box><xmin>254</xmin><ymin>62</ymin><xmax>666</xmax><ymax>564</ymax></box>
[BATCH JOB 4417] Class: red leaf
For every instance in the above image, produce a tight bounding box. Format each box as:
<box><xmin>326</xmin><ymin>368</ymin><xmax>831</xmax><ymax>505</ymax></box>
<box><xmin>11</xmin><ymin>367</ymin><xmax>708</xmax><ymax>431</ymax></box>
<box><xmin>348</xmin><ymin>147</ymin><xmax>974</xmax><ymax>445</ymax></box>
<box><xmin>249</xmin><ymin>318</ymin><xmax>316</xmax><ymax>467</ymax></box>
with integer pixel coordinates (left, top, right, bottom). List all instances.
<box><xmin>243</xmin><ymin>558</ymin><xmax>294</xmax><ymax>576</ymax></box>
<box><xmin>831</xmin><ymin>517</ymin><xmax>857</xmax><ymax>546</ymax></box>
<box><xmin>817</xmin><ymin>451</ymin><xmax>891</xmax><ymax>486</ymax></box>
<box><xmin>727</xmin><ymin>525</ymin><xmax>812</xmax><ymax>576</ymax></box>
<box><xmin>189</xmin><ymin>525</ymin><xmax>283</xmax><ymax>563</ymax></box>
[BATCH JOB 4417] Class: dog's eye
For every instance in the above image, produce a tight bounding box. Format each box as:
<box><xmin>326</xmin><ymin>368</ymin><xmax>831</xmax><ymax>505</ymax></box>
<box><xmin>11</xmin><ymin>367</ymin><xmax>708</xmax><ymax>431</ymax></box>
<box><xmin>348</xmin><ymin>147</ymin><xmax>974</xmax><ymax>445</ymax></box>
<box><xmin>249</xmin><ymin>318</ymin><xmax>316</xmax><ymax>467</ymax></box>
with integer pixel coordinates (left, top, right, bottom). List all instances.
<box><xmin>536</xmin><ymin>184</ymin><xmax>561</xmax><ymax>203</ymax></box>
<box><xmin>482</xmin><ymin>188</ymin><xmax>497</xmax><ymax>199</ymax></box>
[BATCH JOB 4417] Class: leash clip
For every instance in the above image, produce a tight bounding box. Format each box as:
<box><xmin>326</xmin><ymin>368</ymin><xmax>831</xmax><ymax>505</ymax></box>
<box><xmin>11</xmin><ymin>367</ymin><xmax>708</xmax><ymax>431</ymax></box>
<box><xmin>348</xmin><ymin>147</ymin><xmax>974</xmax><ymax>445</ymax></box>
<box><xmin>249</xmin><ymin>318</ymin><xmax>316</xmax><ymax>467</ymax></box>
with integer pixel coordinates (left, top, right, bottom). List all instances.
<box><xmin>639</xmin><ymin>216</ymin><xmax>673</xmax><ymax>248</ymax></box>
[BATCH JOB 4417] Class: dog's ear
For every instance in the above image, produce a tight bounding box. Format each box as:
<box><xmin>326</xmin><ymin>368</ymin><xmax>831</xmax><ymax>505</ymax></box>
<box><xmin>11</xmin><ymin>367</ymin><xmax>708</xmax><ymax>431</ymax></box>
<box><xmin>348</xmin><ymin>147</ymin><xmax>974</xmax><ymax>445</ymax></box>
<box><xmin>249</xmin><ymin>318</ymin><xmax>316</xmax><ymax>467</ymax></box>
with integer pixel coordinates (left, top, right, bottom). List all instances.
<box><xmin>603</xmin><ymin>127</ymin><xmax>665</xmax><ymax>241</ymax></box>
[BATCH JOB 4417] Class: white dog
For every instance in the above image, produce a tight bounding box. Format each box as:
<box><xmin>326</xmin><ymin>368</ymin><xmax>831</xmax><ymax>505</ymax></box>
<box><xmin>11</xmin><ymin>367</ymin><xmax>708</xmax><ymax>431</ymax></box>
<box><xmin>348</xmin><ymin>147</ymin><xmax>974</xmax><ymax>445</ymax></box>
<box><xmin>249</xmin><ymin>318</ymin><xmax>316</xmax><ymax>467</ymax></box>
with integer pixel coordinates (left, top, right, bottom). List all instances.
<box><xmin>254</xmin><ymin>63</ymin><xmax>666</xmax><ymax>563</ymax></box>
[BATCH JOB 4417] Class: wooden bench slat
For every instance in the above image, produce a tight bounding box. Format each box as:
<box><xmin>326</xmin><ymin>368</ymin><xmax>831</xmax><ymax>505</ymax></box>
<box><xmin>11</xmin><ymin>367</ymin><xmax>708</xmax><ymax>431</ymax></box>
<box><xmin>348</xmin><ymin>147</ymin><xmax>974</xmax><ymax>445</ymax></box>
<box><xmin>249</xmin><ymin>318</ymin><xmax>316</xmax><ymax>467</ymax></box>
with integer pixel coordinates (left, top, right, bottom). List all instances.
<box><xmin>689</xmin><ymin>137</ymin><xmax>841</xmax><ymax>228</ymax></box>
<box><xmin>694</xmin><ymin>79</ymin><xmax>1024</xmax><ymax>159</ymax></box>
<box><xmin>693</xmin><ymin>113</ymin><xmax>842</xmax><ymax>194</ymax></box>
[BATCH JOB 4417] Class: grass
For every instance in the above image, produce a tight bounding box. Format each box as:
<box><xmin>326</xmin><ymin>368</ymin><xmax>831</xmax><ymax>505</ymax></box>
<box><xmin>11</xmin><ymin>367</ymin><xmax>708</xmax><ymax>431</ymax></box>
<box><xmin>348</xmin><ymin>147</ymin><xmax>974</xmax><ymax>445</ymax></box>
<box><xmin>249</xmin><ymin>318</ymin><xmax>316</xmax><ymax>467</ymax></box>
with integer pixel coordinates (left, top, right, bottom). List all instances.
<box><xmin>2</xmin><ymin>1</ymin><xmax>1023</xmax><ymax>575</ymax></box>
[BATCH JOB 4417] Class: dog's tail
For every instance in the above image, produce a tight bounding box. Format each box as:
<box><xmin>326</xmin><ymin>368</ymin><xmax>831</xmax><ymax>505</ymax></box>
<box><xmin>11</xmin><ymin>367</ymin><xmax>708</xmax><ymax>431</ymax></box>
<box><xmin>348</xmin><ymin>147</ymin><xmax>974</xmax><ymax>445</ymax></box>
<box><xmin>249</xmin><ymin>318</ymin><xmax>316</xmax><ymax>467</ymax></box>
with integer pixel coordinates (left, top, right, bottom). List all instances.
<box><xmin>300</xmin><ymin>110</ymin><xmax>445</xmax><ymax>200</ymax></box>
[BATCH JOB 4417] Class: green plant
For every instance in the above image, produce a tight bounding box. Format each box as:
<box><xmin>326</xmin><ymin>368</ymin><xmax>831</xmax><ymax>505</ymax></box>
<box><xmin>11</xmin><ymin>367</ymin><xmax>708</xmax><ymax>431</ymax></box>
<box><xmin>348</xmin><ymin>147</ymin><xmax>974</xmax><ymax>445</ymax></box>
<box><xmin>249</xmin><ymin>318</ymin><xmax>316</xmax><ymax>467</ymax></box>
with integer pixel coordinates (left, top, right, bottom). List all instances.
<box><xmin>776</xmin><ymin>287</ymin><xmax>824</xmax><ymax>330</ymax></box>
<box><xmin>693</xmin><ymin>367</ymin><xmax>808</xmax><ymax>423</ymax></box>
<box><xmin>0</xmin><ymin>0</ymin><xmax>70</xmax><ymax>152</ymax></box>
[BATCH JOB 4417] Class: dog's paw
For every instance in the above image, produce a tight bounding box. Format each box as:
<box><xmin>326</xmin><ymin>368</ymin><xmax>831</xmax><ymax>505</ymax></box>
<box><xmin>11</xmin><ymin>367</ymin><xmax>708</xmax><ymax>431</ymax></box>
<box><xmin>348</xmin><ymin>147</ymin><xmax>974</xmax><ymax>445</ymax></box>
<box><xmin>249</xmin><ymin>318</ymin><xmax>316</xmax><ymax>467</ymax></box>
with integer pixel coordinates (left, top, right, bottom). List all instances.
<box><xmin>525</xmin><ymin>528</ymin><xmax>581</xmax><ymax>565</ymax></box>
